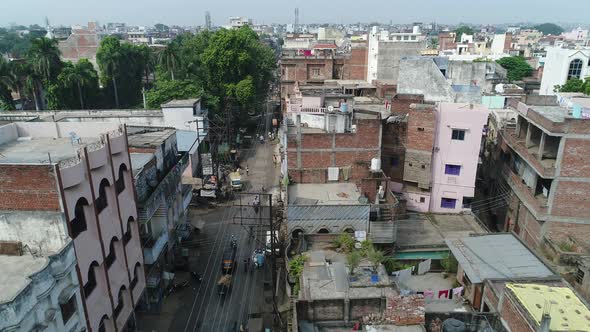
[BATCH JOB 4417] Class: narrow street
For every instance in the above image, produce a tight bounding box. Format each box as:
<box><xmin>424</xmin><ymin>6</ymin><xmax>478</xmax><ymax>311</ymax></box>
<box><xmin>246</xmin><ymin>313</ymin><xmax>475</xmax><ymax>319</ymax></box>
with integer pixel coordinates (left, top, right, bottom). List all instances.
<box><xmin>165</xmin><ymin>134</ymin><xmax>279</xmax><ymax>332</ymax></box>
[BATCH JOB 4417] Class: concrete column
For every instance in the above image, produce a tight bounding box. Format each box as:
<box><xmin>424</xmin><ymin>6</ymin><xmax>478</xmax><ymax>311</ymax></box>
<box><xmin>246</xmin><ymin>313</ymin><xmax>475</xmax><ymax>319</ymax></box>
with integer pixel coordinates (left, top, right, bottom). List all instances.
<box><xmin>515</xmin><ymin>117</ymin><xmax>521</xmax><ymax>138</ymax></box>
<box><xmin>525</xmin><ymin>123</ymin><xmax>533</xmax><ymax>148</ymax></box>
<box><xmin>538</xmin><ymin>132</ymin><xmax>546</xmax><ymax>160</ymax></box>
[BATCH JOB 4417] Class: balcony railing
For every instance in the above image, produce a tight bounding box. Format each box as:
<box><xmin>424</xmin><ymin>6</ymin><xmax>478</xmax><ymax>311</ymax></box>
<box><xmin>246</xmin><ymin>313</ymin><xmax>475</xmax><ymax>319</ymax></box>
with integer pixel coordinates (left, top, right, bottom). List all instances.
<box><xmin>143</xmin><ymin>232</ymin><xmax>168</xmax><ymax>265</ymax></box>
<box><xmin>138</xmin><ymin>153</ymin><xmax>189</xmax><ymax>222</ymax></box>
<box><xmin>287</xmin><ymin>104</ymin><xmax>341</xmax><ymax>114</ymax></box>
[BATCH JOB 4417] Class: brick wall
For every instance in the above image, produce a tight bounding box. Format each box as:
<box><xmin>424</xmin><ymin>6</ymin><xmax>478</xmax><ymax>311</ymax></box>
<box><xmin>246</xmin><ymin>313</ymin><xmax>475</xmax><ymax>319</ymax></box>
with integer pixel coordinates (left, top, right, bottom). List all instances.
<box><xmin>499</xmin><ymin>292</ymin><xmax>535</xmax><ymax>332</ymax></box>
<box><xmin>403</xmin><ymin>151</ymin><xmax>432</xmax><ymax>189</ymax></box>
<box><xmin>342</xmin><ymin>46</ymin><xmax>368</xmax><ymax>80</ymax></box>
<box><xmin>483</xmin><ymin>285</ymin><xmax>499</xmax><ymax>310</ymax></box>
<box><xmin>517</xmin><ymin>205</ymin><xmax>542</xmax><ymax>248</ymax></box>
<box><xmin>381</xmin><ymin>121</ymin><xmax>407</xmax><ymax>182</ymax></box>
<box><xmin>406</xmin><ymin>107</ymin><xmax>435</xmax><ymax>151</ymax></box>
<box><xmin>560</xmin><ymin>138</ymin><xmax>590</xmax><ymax>178</ymax></box>
<box><xmin>0</xmin><ymin>241</ymin><xmax>23</xmax><ymax>255</ymax></box>
<box><xmin>391</xmin><ymin>94</ymin><xmax>425</xmax><ymax>114</ymax></box>
<box><xmin>0</xmin><ymin>165</ymin><xmax>60</xmax><ymax>211</ymax></box>
<box><xmin>552</xmin><ymin>180</ymin><xmax>590</xmax><ymax>218</ymax></box>
<box><xmin>349</xmin><ymin>298</ymin><xmax>381</xmax><ymax>320</ymax></box>
<box><xmin>312</xmin><ymin>299</ymin><xmax>345</xmax><ymax>321</ymax></box>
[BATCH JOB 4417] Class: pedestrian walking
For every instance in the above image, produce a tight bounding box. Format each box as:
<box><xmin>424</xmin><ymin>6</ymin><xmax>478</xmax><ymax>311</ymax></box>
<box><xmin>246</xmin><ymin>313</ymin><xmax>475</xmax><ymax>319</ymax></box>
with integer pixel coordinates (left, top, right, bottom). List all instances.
<box><xmin>246</xmin><ymin>165</ymin><xmax>249</xmax><ymax>176</ymax></box>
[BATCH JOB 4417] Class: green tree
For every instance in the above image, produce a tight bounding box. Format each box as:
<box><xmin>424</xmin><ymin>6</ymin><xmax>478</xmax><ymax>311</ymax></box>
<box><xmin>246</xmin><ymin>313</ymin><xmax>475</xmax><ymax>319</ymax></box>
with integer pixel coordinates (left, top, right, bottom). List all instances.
<box><xmin>58</xmin><ymin>59</ymin><xmax>99</xmax><ymax>109</ymax></box>
<box><xmin>159</xmin><ymin>42</ymin><xmax>180</xmax><ymax>80</ymax></box>
<box><xmin>146</xmin><ymin>79</ymin><xmax>202</xmax><ymax>108</ymax></box>
<box><xmin>0</xmin><ymin>57</ymin><xmax>15</xmax><ymax>109</ymax></box>
<box><xmin>346</xmin><ymin>251</ymin><xmax>361</xmax><ymax>275</ymax></box>
<box><xmin>154</xmin><ymin>23</ymin><xmax>169</xmax><ymax>32</ymax></box>
<box><xmin>97</xmin><ymin>36</ymin><xmax>124</xmax><ymax>107</ymax></box>
<box><xmin>454</xmin><ymin>26</ymin><xmax>474</xmax><ymax>41</ymax></box>
<box><xmin>496</xmin><ymin>56</ymin><xmax>533</xmax><ymax>82</ymax></box>
<box><xmin>26</xmin><ymin>37</ymin><xmax>62</xmax><ymax>109</ymax></box>
<box><xmin>534</xmin><ymin>23</ymin><xmax>564</xmax><ymax>36</ymax></box>
<box><xmin>555</xmin><ymin>78</ymin><xmax>590</xmax><ymax>95</ymax></box>
<box><xmin>366</xmin><ymin>248</ymin><xmax>385</xmax><ymax>274</ymax></box>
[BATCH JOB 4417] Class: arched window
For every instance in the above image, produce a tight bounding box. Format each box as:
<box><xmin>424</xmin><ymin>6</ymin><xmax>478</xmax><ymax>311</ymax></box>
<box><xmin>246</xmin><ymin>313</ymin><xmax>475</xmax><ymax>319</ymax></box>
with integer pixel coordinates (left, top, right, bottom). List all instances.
<box><xmin>114</xmin><ymin>286</ymin><xmax>126</xmax><ymax>319</ymax></box>
<box><xmin>123</xmin><ymin>217</ymin><xmax>134</xmax><ymax>245</ymax></box>
<box><xmin>318</xmin><ymin>228</ymin><xmax>330</xmax><ymax>234</ymax></box>
<box><xmin>105</xmin><ymin>237</ymin><xmax>118</xmax><ymax>269</ymax></box>
<box><xmin>98</xmin><ymin>314</ymin><xmax>109</xmax><ymax>332</ymax></box>
<box><xmin>84</xmin><ymin>261</ymin><xmax>99</xmax><ymax>299</ymax></box>
<box><xmin>131</xmin><ymin>262</ymin><xmax>141</xmax><ymax>289</ymax></box>
<box><xmin>116</xmin><ymin>164</ymin><xmax>127</xmax><ymax>195</ymax></box>
<box><xmin>568</xmin><ymin>59</ymin><xmax>584</xmax><ymax>80</ymax></box>
<box><xmin>71</xmin><ymin>198</ymin><xmax>89</xmax><ymax>239</ymax></box>
<box><xmin>96</xmin><ymin>179</ymin><xmax>110</xmax><ymax>213</ymax></box>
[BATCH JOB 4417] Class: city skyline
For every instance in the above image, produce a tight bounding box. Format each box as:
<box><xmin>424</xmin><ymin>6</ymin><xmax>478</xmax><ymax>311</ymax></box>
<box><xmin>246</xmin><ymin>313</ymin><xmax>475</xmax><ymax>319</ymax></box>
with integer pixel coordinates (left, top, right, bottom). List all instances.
<box><xmin>1</xmin><ymin>0</ymin><xmax>588</xmax><ymax>27</ymax></box>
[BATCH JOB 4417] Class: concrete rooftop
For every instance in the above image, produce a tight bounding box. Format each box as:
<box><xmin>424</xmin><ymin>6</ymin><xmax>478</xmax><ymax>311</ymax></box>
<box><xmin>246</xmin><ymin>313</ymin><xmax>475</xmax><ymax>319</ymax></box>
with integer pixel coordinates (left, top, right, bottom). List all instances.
<box><xmin>0</xmin><ymin>137</ymin><xmax>97</xmax><ymax>164</ymax></box>
<box><xmin>130</xmin><ymin>152</ymin><xmax>154</xmax><ymax>176</ymax></box>
<box><xmin>127</xmin><ymin>127</ymin><xmax>175</xmax><ymax>148</ymax></box>
<box><xmin>530</xmin><ymin>106</ymin><xmax>569</xmax><ymax>123</ymax></box>
<box><xmin>395</xmin><ymin>214</ymin><xmax>487</xmax><ymax>249</ymax></box>
<box><xmin>160</xmin><ymin>98</ymin><xmax>200</xmax><ymax>108</ymax></box>
<box><xmin>288</xmin><ymin>183</ymin><xmax>362</xmax><ymax>205</ymax></box>
<box><xmin>0</xmin><ymin>255</ymin><xmax>48</xmax><ymax>303</ymax></box>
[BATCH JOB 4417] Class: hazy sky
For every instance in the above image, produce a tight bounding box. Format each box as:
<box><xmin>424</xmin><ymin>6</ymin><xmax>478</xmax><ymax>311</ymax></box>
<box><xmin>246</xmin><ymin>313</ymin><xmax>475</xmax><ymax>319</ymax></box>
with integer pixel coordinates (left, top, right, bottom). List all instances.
<box><xmin>1</xmin><ymin>0</ymin><xmax>588</xmax><ymax>27</ymax></box>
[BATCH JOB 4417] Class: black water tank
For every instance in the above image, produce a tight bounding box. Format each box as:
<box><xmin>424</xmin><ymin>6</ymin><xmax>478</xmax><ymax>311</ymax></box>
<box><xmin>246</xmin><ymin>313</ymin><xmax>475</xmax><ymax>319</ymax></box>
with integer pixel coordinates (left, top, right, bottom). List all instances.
<box><xmin>442</xmin><ymin>318</ymin><xmax>467</xmax><ymax>332</ymax></box>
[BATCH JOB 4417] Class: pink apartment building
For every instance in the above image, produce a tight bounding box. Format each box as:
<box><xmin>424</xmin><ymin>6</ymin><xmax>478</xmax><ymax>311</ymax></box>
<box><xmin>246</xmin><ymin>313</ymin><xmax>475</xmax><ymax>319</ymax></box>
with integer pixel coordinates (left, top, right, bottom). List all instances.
<box><xmin>430</xmin><ymin>103</ymin><xmax>489</xmax><ymax>213</ymax></box>
<box><xmin>0</xmin><ymin>122</ymin><xmax>145</xmax><ymax>332</ymax></box>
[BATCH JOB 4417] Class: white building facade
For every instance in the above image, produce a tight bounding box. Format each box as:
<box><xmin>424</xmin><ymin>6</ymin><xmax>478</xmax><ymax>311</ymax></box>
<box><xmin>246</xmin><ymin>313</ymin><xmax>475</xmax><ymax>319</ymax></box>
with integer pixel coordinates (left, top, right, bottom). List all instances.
<box><xmin>540</xmin><ymin>47</ymin><xmax>590</xmax><ymax>95</ymax></box>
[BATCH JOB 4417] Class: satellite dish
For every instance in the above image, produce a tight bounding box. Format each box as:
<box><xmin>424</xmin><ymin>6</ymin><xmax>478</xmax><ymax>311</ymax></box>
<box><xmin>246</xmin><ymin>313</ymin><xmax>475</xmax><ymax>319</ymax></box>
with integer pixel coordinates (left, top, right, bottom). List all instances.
<box><xmin>328</xmin><ymin>106</ymin><xmax>334</xmax><ymax>112</ymax></box>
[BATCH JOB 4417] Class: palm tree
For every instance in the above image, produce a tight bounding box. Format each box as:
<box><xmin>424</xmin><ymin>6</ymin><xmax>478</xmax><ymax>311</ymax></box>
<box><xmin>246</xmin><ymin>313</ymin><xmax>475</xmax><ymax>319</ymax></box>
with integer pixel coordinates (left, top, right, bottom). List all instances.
<box><xmin>138</xmin><ymin>45</ymin><xmax>155</xmax><ymax>86</ymax></box>
<box><xmin>0</xmin><ymin>57</ymin><xmax>16</xmax><ymax>109</ymax></box>
<box><xmin>159</xmin><ymin>43</ymin><xmax>179</xmax><ymax>81</ymax></box>
<box><xmin>97</xmin><ymin>36</ymin><xmax>123</xmax><ymax>108</ymax></box>
<box><xmin>11</xmin><ymin>61</ymin><xmax>41</xmax><ymax>110</ymax></box>
<box><xmin>26</xmin><ymin>37</ymin><xmax>62</xmax><ymax>109</ymax></box>
<box><xmin>60</xmin><ymin>60</ymin><xmax>96</xmax><ymax>109</ymax></box>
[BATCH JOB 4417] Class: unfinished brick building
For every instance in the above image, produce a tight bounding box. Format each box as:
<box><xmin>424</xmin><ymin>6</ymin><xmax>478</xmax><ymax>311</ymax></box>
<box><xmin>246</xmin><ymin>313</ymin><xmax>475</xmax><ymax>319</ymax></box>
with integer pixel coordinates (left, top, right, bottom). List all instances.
<box><xmin>280</xmin><ymin>43</ymin><xmax>368</xmax><ymax>100</ymax></box>
<box><xmin>499</xmin><ymin>99</ymin><xmax>590</xmax><ymax>252</ymax></box>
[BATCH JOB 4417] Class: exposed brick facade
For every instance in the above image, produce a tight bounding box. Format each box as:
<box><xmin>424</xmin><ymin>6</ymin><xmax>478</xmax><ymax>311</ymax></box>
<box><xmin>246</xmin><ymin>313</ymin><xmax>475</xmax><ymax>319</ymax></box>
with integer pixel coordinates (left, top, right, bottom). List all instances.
<box><xmin>287</xmin><ymin>114</ymin><xmax>381</xmax><ymax>185</ymax></box>
<box><xmin>499</xmin><ymin>291</ymin><xmax>535</xmax><ymax>332</ymax></box>
<box><xmin>560</xmin><ymin>138</ymin><xmax>590</xmax><ymax>178</ymax></box>
<box><xmin>280</xmin><ymin>44</ymin><xmax>368</xmax><ymax>100</ymax></box>
<box><xmin>0</xmin><ymin>165</ymin><xmax>60</xmax><ymax>211</ymax></box>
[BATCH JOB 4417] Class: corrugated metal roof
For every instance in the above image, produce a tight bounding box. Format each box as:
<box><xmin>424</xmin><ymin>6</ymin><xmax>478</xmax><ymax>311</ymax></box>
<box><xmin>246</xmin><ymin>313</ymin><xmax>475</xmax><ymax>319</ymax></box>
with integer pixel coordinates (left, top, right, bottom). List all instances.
<box><xmin>288</xmin><ymin>205</ymin><xmax>370</xmax><ymax>221</ymax></box>
<box><xmin>445</xmin><ymin>234</ymin><xmax>554</xmax><ymax>283</ymax></box>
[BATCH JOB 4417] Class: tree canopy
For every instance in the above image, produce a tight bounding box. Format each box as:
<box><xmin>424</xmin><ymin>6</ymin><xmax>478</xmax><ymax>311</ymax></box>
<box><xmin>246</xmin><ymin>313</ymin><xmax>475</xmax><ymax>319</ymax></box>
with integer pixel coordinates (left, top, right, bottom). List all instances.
<box><xmin>555</xmin><ymin>78</ymin><xmax>590</xmax><ymax>95</ymax></box>
<box><xmin>454</xmin><ymin>26</ymin><xmax>474</xmax><ymax>41</ymax></box>
<box><xmin>534</xmin><ymin>23</ymin><xmax>564</xmax><ymax>36</ymax></box>
<box><xmin>496</xmin><ymin>56</ymin><xmax>533</xmax><ymax>82</ymax></box>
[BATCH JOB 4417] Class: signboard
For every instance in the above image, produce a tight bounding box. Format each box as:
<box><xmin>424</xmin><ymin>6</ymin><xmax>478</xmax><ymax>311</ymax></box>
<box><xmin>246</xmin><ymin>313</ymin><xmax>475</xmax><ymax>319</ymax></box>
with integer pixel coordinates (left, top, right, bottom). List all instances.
<box><xmin>201</xmin><ymin>153</ymin><xmax>213</xmax><ymax>175</ymax></box>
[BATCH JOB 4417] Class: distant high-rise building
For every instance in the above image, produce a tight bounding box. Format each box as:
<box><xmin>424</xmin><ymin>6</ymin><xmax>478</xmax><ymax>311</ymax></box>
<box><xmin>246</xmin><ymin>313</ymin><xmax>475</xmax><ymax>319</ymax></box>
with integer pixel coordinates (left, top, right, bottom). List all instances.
<box><xmin>205</xmin><ymin>11</ymin><xmax>211</xmax><ymax>30</ymax></box>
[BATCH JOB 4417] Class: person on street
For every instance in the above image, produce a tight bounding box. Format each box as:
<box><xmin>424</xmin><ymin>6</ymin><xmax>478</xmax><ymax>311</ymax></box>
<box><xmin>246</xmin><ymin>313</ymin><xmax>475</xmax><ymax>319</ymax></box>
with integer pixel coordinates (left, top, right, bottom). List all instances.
<box><xmin>245</xmin><ymin>165</ymin><xmax>249</xmax><ymax>176</ymax></box>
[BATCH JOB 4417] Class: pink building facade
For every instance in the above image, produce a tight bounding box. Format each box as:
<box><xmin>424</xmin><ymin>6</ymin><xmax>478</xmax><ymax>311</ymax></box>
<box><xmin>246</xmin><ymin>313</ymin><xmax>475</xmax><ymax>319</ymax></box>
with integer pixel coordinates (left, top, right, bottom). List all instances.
<box><xmin>430</xmin><ymin>103</ymin><xmax>489</xmax><ymax>213</ymax></box>
<box><xmin>0</xmin><ymin>122</ymin><xmax>145</xmax><ymax>332</ymax></box>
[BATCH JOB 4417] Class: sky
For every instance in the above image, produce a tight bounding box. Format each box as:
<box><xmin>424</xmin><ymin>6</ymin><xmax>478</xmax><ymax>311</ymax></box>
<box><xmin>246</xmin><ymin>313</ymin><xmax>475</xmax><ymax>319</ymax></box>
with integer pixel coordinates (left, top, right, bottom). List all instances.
<box><xmin>0</xmin><ymin>0</ymin><xmax>588</xmax><ymax>27</ymax></box>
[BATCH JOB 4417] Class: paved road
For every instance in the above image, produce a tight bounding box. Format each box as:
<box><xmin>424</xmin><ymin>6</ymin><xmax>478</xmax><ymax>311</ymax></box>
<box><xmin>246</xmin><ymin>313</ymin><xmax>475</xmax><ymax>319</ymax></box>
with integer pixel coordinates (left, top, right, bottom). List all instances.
<box><xmin>169</xmin><ymin>137</ymin><xmax>278</xmax><ymax>332</ymax></box>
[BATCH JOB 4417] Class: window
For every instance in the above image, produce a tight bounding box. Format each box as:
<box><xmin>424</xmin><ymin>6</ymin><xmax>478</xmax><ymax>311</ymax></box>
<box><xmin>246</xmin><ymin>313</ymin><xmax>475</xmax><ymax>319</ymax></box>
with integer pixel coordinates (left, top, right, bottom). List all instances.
<box><xmin>114</xmin><ymin>287</ymin><xmax>125</xmax><ymax>319</ymax></box>
<box><xmin>312</xmin><ymin>68</ymin><xmax>321</xmax><ymax>77</ymax></box>
<box><xmin>60</xmin><ymin>295</ymin><xmax>77</xmax><ymax>324</ymax></box>
<box><xmin>417</xmin><ymin>127</ymin><xmax>424</xmax><ymax>131</ymax></box>
<box><xmin>445</xmin><ymin>164</ymin><xmax>461</xmax><ymax>175</ymax></box>
<box><xmin>106</xmin><ymin>238</ymin><xmax>117</xmax><ymax>269</ymax></box>
<box><xmin>419</xmin><ymin>197</ymin><xmax>425</xmax><ymax>203</ymax></box>
<box><xmin>123</xmin><ymin>218</ymin><xmax>133</xmax><ymax>245</ymax></box>
<box><xmin>115</xmin><ymin>165</ymin><xmax>127</xmax><ymax>195</ymax></box>
<box><xmin>131</xmin><ymin>263</ymin><xmax>141</xmax><ymax>289</ymax></box>
<box><xmin>451</xmin><ymin>129</ymin><xmax>465</xmax><ymax>140</ymax></box>
<box><xmin>84</xmin><ymin>262</ymin><xmax>99</xmax><ymax>299</ymax></box>
<box><xmin>96</xmin><ymin>179</ymin><xmax>110</xmax><ymax>213</ymax></box>
<box><xmin>411</xmin><ymin>36</ymin><xmax>416</xmax><ymax>41</ymax></box>
<box><xmin>441</xmin><ymin>198</ymin><xmax>457</xmax><ymax>209</ymax></box>
<box><xmin>576</xmin><ymin>268</ymin><xmax>585</xmax><ymax>284</ymax></box>
<box><xmin>421</xmin><ymin>165</ymin><xmax>426</xmax><ymax>169</ymax></box>
<box><xmin>71</xmin><ymin>198</ymin><xmax>89</xmax><ymax>239</ymax></box>
<box><xmin>567</xmin><ymin>59</ymin><xmax>583</xmax><ymax>80</ymax></box>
